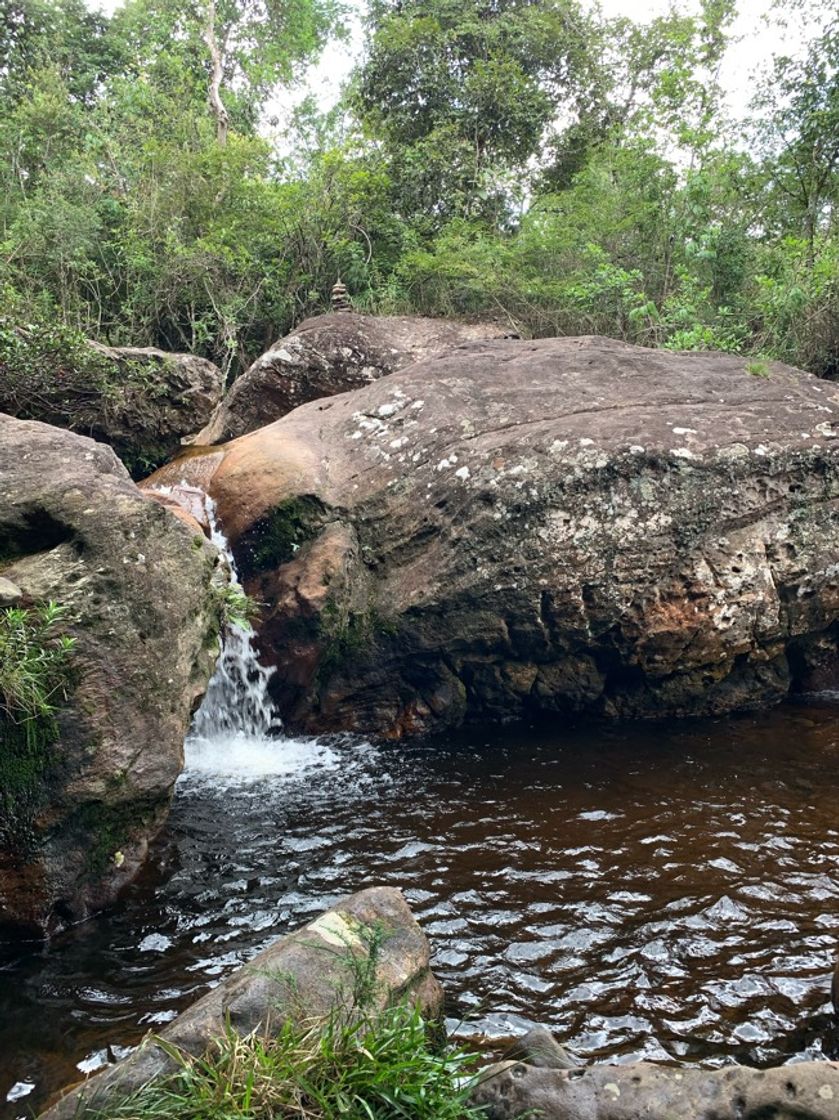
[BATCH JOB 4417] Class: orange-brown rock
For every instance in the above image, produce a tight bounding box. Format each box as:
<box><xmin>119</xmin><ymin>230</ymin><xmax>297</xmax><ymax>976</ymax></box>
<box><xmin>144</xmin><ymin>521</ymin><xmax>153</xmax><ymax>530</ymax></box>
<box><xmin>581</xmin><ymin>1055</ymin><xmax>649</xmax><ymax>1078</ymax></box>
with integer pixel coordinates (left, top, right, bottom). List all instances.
<box><xmin>149</xmin><ymin>336</ymin><xmax>839</xmax><ymax>737</ymax></box>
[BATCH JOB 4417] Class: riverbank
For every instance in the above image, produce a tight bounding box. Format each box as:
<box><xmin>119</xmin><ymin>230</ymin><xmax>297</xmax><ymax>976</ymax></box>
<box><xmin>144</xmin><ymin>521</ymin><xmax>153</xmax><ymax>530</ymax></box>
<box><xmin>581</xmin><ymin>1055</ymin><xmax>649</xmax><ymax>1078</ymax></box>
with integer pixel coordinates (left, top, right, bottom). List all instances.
<box><xmin>31</xmin><ymin>886</ymin><xmax>839</xmax><ymax>1120</ymax></box>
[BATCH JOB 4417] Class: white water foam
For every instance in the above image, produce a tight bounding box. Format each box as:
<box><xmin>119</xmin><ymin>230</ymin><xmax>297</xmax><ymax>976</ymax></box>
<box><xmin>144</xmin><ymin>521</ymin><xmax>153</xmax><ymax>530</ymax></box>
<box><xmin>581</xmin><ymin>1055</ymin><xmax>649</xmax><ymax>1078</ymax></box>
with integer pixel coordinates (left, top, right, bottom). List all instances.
<box><xmin>170</xmin><ymin>492</ymin><xmax>339</xmax><ymax>784</ymax></box>
<box><xmin>182</xmin><ymin>732</ymin><xmax>340</xmax><ymax>785</ymax></box>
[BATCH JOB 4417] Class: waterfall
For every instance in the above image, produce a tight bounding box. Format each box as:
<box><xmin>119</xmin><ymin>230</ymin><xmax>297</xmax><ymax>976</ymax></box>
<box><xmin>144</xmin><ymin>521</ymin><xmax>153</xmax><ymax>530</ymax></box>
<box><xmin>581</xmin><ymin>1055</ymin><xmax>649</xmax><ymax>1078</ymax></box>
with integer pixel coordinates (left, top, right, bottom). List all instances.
<box><xmin>189</xmin><ymin>495</ymin><xmax>283</xmax><ymax>742</ymax></box>
<box><xmin>147</xmin><ymin>485</ymin><xmax>339</xmax><ymax>782</ymax></box>
<box><xmin>189</xmin><ymin>494</ymin><xmax>283</xmax><ymax>745</ymax></box>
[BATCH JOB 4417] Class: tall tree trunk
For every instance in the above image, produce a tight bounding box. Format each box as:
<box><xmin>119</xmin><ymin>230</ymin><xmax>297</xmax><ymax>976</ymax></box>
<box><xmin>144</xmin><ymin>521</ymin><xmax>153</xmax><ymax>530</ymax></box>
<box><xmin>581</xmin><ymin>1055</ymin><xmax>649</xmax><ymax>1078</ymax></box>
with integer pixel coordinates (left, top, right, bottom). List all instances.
<box><xmin>805</xmin><ymin>195</ymin><xmax>817</xmax><ymax>270</ymax></box>
<box><xmin>204</xmin><ymin>0</ymin><xmax>229</xmax><ymax>145</ymax></box>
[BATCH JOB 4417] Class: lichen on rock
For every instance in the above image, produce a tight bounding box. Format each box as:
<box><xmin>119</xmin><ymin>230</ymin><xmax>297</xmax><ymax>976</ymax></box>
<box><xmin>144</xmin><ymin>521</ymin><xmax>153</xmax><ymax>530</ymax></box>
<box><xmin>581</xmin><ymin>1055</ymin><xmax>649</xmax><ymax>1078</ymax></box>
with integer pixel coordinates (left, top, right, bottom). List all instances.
<box><xmin>0</xmin><ymin>413</ymin><xmax>220</xmax><ymax>935</ymax></box>
<box><xmin>148</xmin><ymin>335</ymin><xmax>839</xmax><ymax>738</ymax></box>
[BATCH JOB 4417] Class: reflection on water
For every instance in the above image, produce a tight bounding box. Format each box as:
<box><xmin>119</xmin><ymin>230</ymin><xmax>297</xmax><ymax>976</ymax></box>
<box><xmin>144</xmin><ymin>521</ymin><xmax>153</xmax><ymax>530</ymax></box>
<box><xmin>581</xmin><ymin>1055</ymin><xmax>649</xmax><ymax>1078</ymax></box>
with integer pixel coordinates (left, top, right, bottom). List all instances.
<box><xmin>3</xmin><ymin>704</ymin><xmax>839</xmax><ymax>1117</ymax></box>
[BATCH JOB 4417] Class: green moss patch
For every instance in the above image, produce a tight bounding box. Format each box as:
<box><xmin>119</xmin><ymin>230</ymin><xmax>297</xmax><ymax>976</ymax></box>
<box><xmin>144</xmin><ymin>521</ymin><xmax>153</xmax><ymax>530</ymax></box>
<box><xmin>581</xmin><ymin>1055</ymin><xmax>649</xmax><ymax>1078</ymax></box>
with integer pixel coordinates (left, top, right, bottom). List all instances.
<box><xmin>238</xmin><ymin>496</ymin><xmax>329</xmax><ymax>576</ymax></box>
<box><xmin>65</xmin><ymin>797</ymin><xmax>162</xmax><ymax>876</ymax></box>
<box><xmin>318</xmin><ymin>601</ymin><xmax>399</xmax><ymax>679</ymax></box>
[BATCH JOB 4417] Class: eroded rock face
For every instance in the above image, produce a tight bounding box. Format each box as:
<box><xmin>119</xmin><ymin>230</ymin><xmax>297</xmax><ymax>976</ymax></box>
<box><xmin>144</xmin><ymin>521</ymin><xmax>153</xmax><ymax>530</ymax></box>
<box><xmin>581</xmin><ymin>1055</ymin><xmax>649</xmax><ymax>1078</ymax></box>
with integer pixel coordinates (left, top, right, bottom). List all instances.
<box><xmin>39</xmin><ymin>887</ymin><xmax>442</xmax><ymax>1119</ymax></box>
<box><xmin>149</xmin><ymin>336</ymin><xmax>839</xmax><ymax>738</ymax></box>
<box><xmin>470</xmin><ymin>1059</ymin><xmax>839</xmax><ymax>1120</ymax></box>
<box><xmin>0</xmin><ymin>340</ymin><xmax>224</xmax><ymax>477</ymax></box>
<box><xmin>191</xmin><ymin>312</ymin><xmax>508</xmax><ymax>444</ymax></box>
<box><xmin>0</xmin><ymin>415</ymin><xmax>219</xmax><ymax>935</ymax></box>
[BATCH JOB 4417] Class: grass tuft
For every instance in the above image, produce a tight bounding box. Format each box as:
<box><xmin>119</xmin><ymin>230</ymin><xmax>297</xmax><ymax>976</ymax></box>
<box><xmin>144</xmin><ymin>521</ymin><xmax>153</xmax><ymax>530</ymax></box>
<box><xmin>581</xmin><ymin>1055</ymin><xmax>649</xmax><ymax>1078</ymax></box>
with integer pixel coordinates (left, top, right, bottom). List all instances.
<box><xmin>96</xmin><ymin>1003</ymin><xmax>484</xmax><ymax>1120</ymax></box>
<box><xmin>0</xmin><ymin>600</ymin><xmax>76</xmax><ymax>852</ymax></box>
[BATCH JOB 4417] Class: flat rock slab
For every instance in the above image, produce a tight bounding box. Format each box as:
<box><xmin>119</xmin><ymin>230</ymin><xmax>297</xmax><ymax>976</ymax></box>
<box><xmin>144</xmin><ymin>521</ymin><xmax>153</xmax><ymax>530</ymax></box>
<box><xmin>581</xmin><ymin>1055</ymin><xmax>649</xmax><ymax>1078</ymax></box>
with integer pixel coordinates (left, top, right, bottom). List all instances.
<box><xmin>471</xmin><ymin>1059</ymin><xmax>839</xmax><ymax>1120</ymax></box>
<box><xmin>39</xmin><ymin>887</ymin><xmax>442</xmax><ymax>1119</ymax></box>
<box><xmin>149</xmin><ymin>335</ymin><xmax>839</xmax><ymax>737</ymax></box>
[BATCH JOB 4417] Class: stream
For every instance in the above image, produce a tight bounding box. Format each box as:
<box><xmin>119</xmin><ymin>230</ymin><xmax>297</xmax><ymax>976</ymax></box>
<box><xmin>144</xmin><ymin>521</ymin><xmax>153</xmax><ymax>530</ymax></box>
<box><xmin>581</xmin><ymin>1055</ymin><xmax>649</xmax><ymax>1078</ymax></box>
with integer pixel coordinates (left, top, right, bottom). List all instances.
<box><xmin>2</xmin><ymin>505</ymin><xmax>839</xmax><ymax>1116</ymax></box>
<box><xmin>3</xmin><ymin>704</ymin><xmax>839</xmax><ymax>1117</ymax></box>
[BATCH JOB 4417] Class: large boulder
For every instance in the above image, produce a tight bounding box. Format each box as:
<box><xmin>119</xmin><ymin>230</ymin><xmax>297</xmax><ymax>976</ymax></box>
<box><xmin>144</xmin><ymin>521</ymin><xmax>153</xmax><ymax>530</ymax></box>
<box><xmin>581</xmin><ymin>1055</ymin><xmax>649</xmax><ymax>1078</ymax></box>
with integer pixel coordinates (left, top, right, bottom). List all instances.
<box><xmin>39</xmin><ymin>887</ymin><xmax>442</xmax><ymax>1119</ymax></box>
<box><xmin>191</xmin><ymin>312</ymin><xmax>508</xmax><ymax>444</ymax></box>
<box><xmin>147</xmin><ymin>336</ymin><xmax>839</xmax><ymax>738</ymax></box>
<box><xmin>0</xmin><ymin>415</ymin><xmax>219</xmax><ymax>935</ymax></box>
<box><xmin>0</xmin><ymin>330</ymin><xmax>224</xmax><ymax>477</ymax></box>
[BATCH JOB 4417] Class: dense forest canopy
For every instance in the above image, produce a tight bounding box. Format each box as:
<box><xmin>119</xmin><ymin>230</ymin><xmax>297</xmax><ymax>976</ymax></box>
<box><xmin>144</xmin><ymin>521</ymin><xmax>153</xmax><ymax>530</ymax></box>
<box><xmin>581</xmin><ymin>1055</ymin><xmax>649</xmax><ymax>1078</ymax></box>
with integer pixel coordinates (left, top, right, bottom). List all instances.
<box><xmin>0</xmin><ymin>0</ymin><xmax>836</xmax><ymax>381</ymax></box>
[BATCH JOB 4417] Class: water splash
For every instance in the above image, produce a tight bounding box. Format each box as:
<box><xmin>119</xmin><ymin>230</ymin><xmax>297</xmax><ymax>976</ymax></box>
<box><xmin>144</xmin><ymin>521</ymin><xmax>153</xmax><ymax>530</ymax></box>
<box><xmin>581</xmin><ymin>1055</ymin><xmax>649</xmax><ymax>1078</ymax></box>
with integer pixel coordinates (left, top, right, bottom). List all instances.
<box><xmin>148</xmin><ymin>487</ymin><xmax>337</xmax><ymax>782</ymax></box>
<box><xmin>189</xmin><ymin>495</ymin><xmax>283</xmax><ymax>744</ymax></box>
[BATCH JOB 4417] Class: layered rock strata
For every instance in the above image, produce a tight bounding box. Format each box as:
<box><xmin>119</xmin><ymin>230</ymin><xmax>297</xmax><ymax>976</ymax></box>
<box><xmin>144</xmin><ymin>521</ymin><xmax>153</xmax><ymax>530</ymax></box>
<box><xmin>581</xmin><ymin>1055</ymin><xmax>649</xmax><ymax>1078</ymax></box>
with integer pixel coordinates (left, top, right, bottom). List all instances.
<box><xmin>150</xmin><ymin>336</ymin><xmax>839</xmax><ymax>737</ymax></box>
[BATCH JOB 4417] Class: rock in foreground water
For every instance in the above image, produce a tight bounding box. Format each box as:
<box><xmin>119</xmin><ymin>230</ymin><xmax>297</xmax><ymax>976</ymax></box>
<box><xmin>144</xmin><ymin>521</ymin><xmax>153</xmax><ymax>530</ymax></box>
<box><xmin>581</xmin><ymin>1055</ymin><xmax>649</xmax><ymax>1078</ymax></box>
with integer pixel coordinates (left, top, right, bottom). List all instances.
<box><xmin>0</xmin><ymin>415</ymin><xmax>219</xmax><ymax>934</ymax></box>
<box><xmin>38</xmin><ymin>887</ymin><xmax>442</xmax><ymax>1119</ymax></box>
<box><xmin>151</xmin><ymin>335</ymin><xmax>839</xmax><ymax>737</ymax></box>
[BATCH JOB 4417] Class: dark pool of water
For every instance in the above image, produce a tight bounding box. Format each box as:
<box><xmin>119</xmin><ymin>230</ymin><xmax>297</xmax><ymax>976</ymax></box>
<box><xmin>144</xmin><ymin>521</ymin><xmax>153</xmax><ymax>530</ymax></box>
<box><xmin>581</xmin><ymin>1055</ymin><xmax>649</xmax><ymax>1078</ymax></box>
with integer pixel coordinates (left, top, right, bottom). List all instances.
<box><xmin>3</xmin><ymin>704</ymin><xmax>839</xmax><ymax>1117</ymax></box>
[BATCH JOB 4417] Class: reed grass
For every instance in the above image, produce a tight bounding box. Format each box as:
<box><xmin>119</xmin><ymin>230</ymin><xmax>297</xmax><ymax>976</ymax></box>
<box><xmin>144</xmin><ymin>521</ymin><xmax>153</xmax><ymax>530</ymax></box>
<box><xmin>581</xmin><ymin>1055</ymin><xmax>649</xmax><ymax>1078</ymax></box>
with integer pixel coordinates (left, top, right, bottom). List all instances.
<box><xmin>99</xmin><ymin>1003</ymin><xmax>484</xmax><ymax>1120</ymax></box>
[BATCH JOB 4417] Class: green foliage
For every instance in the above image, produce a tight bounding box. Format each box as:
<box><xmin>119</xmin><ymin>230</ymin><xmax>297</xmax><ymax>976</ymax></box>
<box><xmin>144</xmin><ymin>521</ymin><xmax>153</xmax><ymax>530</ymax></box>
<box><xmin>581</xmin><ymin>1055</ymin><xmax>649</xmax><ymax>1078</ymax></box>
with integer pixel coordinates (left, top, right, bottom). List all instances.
<box><xmin>356</xmin><ymin>0</ymin><xmax>596</xmax><ymax>229</ymax></box>
<box><xmin>210</xmin><ymin>577</ymin><xmax>260</xmax><ymax>636</ymax></box>
<box><xmin>0</xmin><ymin>290</ymin><xmax>117</xmax><ymax>411</ymax></box>
<box><xmin>0</xmin><ymin>0</ymin><xmax>122</xmax><ymax>106</ymax></box>
<box><xmin>0</xmin><ymin>600</ymin><xmax>75</xmax><ymax>853</ymax></box>
<box><xmin>746</xmin><ymin>359</ymin><xmax>770</xmax><ymax>378</ymax></box>
<box><xmin>96</xmin><ymin>1003</ymin><xmax>483</xmax><ymax>1120</ymax></box>
<box><xmin>0</xmin><ymin>0</ymin><xmax>837</xmax><ymax>393</ymax></box>
<box><xmin>750</xmin><ymin>9</ymin><xmax>839</xmax><ymax>262</ymax></box>
<box><xmin>0</xmin><ymin>290</ymin><xmax>179</xmax><ymax>473</ymax></box>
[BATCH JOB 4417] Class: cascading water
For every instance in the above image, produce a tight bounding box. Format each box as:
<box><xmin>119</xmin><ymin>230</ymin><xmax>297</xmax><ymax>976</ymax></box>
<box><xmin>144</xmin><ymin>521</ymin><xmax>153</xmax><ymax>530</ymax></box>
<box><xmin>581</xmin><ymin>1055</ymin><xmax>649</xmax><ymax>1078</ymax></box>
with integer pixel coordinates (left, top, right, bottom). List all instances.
<box><xmin>189</xmin><ymin>496</ymin><xmax>282</xmax><ymax>743</ymax></box>
<box><xmin>174</xmin><ymin>491</ymin><xmax>338</xmax><ymax>780</ymax></box>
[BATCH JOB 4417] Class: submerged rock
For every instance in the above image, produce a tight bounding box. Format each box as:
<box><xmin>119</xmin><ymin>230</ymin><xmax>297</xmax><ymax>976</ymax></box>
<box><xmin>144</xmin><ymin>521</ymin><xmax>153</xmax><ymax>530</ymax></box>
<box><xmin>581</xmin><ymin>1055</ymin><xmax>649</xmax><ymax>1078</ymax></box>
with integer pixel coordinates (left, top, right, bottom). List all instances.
<box><xmin>191</xmin><ymin>312</ymin><xmax>507</xmax><ymax>444</ymax></box>
<box><xmin>502</xmin><ymin>1026</ymin><xmax>580</xmax><ymax>1070</ymax></box>
<box><xmin>149</xmin><ymin>336</ymin><xmax>839</xmax><ymax>737</ymax></box>
<box><xmin>38</xmin><ymin>887</ymin><xmax>442</xmax><ymax>1119</ymax></box>
<box><xmin>0</xmin><ymin>337</ymin><xmax>224</xmax><ymax>477</ymax></box>
<box><xmin>0</xmin><ymin>414</ymin><xmax>219</xmax><ymax>935</ymax></box>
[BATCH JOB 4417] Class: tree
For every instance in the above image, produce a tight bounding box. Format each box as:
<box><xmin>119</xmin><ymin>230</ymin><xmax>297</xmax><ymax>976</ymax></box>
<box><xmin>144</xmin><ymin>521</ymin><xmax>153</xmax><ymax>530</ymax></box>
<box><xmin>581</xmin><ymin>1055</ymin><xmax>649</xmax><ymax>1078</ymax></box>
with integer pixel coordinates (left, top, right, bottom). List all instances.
<box><xmin>110</xmin><ymin>0</ymin><xmax>343</xmax><ymax>145</ymax></box>
<box><xmin>752</xmin><ymin>12</ymin><xmax>839</xmax><ymax>265</ymax></box>
<box><xmin>355</xmin><ymin>0</ymin><xmax>597</xmax><ymax>230</ymax></box>
<box><xmin>0</xmin><ymin>0</ymin><xmax>120</xmax><ymax>106</ymax></box>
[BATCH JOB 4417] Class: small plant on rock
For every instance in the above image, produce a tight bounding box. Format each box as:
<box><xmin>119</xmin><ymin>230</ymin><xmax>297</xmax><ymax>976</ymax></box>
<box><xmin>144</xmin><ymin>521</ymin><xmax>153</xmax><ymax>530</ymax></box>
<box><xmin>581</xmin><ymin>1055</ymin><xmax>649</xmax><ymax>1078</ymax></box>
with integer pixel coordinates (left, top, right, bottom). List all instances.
<box><xmin>0</xmin><ymin>600</ymin><xmax>76</xmax><ymax>850</ymax></box>
<box><xmin>98</xmin><ymin>1002</ymin><xmax>483</xmax><ymax>1120</ymax></box>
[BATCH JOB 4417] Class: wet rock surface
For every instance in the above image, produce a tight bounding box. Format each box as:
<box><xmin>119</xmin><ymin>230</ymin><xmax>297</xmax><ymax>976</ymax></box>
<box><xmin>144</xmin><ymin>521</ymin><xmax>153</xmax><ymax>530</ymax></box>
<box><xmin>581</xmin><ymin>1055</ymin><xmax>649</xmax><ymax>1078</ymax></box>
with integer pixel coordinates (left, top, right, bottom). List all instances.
<box><xmin>150</xmin><ymin>335</ymin><xmax>839</xmax><ymax>737</ymax></box>
<box><xmin>470</xmin><ymin>1058</ymin><xmax>839</xmax><ymax>1120</ymax></box>
<box><xmin>0</xmin><ymin>415</ymin><xmax>219</xmax><ymax>934</ymax></box>
<box><xmin>192</xmin><ymin>312</ymin><xmax>506</xmax><ymax>444</ymax></box>
<box><xmin>38</xmin><ymin>887</ymin><xmax>442</xmax><ymax>1120</ymax></box>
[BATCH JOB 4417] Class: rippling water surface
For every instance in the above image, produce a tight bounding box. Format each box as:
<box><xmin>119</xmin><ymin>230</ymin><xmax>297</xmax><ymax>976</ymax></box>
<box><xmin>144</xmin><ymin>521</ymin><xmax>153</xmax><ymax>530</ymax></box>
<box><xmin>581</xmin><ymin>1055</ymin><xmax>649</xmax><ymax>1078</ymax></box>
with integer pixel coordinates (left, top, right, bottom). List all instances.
<box><xmin>3</xmin><ymin>704</ymin><xmax>839</xmax><ymax>1116</ymax></box>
